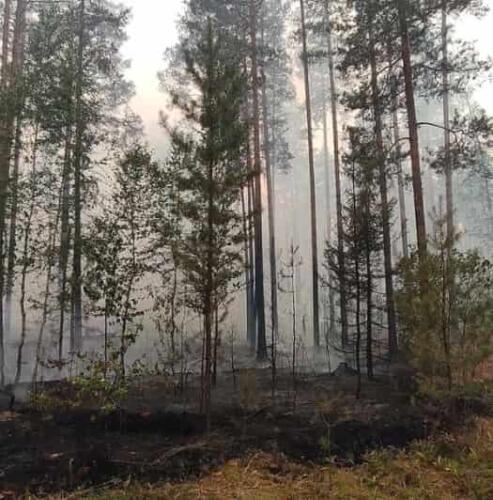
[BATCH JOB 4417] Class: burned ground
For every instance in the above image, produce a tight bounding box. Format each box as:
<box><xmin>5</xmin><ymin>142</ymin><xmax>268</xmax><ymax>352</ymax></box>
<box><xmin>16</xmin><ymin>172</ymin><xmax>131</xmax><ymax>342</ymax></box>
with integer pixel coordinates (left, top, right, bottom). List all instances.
<box><xmin>0</xmin><ymin>369</ymin><xmax>490</xmax><ymax>497</ymax></box>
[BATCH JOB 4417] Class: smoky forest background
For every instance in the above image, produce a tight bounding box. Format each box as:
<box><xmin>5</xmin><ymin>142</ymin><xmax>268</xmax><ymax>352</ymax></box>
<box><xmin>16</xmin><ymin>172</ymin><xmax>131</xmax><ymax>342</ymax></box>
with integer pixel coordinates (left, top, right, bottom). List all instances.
<box><xmin>0</xmin><ymin>0</ymin><xmax>493</xmax><ymax>497</ymax></box>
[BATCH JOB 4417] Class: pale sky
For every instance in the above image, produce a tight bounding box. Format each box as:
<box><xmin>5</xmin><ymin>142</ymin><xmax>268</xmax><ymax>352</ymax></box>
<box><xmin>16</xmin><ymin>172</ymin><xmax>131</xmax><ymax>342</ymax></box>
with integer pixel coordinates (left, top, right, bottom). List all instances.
<box><xmin>120</xmin><ymin>0</ymin><xmax>184</xmax><ymax>151</ymax></box>
<box><xmin>120</xmin><ymin>0</ymin><xmax>493</xmax><ymax>153</ymax></box>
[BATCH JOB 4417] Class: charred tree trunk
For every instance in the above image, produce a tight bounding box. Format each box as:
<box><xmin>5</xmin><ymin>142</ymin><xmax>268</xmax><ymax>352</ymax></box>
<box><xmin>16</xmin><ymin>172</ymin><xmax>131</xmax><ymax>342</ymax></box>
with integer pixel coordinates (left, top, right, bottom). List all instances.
<box><xmin>299</xmin><ymin>0</ymin><xmax>320</xmax><ymax>348</ymax></box>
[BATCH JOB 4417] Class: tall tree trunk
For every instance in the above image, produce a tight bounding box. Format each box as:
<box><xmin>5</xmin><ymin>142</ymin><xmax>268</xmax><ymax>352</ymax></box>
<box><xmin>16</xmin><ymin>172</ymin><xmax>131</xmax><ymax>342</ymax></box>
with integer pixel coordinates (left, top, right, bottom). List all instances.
<box><xmin>33</xmin><ymin>183</ymin><xmax>64</xmax><ymax>384</ymax></box>
<box><xmin>299</xmin><ymin>0</ymin><xmax>320</xmax><ymax>348</ymax></box>
<box><xmin>0</xmin><ymin>0</ymin><xmax>11</xmax><ymax>87</ymax></box>
<box><xmin>260</xmin><ymin>47</ymin><xmax>279</xmax><ymax>353</ymax></box>
<box><xmin>203</xmin><ymin>154</ymin><xmax>215</xmax><ymax>430</ymax></box>
<box><xmin>350</xmin><ymin>164</ymin><xmax>362</xmax><ymax>399</ymax></box>
<box><xmin>441</xmin><ymin>1</ymin><xmax>453</xmax><ymax>242</ymax></box>
<box><xmin>241</xmin><ymin>60</ymin><xmax>257</xmax><ymax>347</ymax></box>
<box><xmin>71</xmin><ymin>0</ymin><xmax>86</xmax><ymax>355</ymax></box>
<box><xmin>241</xmin><ymin>186</ymin><xmax>255</xmax><ymax>346</ymax></box>
<box><xmin>5</xmin><ymin>0</ymin><xmax>28</xmax><ymax>341</ymax></box>
<box><xmin>368</xmin><ymin>31</ymin><xmax>398</xmax><ymax>359</ymax></box>
<box><xmin>397</xmin><ymin>0</ymin><xmax>427</xmax><ymax>257</ymax></box>
<box><xmin>5</xmin><ymin>114</ymin><xmax>22</xmax><ymax>338</ymax></box>
<box><xmin>15</xmin><ymin>126</ymin><xmax>38</xmax><ymax>385</ymax></box>
<box><xmin>325</xmin><ymin>0</ymin><xmax>347</xmax><ymax>346</ymax></box>
<box><xmin>247</xmin><ymin>176</ymin><xmax>256</xmax><ymax>345</ymax></box>
<box><xmin>0</xmin><ymin>0</ymin><xmax>27</xmax><ymax>386</ymax></box>
<box><xmin>119</xmin><ymin>218</ymin><xmax>137</xmax><ymax>381</ymax></box>
<box><xmin>58</xmin><ymin>125</ymin><xmax>73</xmax><ymax>363</ymax></box>
<box><xmin>322</xmin><ymin>88</ymin><xmax>336</xmax><ymax>339</ymax></box>
<box><xmin>249</xmin><ymin>0</ymin><xmax>267</xmax><ymax>360</ymax></box>
<box><xmin>212</xmin><ymin>305</ymin><xmax>219</xmax><ymax>387</ymax></box>
<box><xmin>390</xmin><ymin>69</ymin><xmax>410</xmax><ymax>259</ymax></box>
<box><xmin>366</xmin><ymin>244</ymin><xmax>373</xmax><ymax>380</ymax></box>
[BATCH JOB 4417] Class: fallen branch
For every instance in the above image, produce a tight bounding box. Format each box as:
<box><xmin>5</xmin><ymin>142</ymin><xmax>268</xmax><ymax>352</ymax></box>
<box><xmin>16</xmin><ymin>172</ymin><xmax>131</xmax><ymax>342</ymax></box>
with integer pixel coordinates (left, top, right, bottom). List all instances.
<box><xmin>150</xmin><ymin>441</ymin><xmax>212</xmax><ymax>466</ymax></box>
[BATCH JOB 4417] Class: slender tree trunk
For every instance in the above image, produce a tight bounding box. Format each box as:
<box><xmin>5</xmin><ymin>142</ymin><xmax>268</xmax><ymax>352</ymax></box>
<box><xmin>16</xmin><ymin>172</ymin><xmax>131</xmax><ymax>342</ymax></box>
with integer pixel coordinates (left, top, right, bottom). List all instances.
<box><xmin>169</xmin><ymin>256</ymin><xmax>178</xmax><ymax>362</ymax></box>
<box><xmin>104</xmin><ymin>298</ymin><xmax>108</xmax><ymax>379</ymax></box>
<box><xmin>0</xmin><ymin>0</ymin><xmax>11</xmax><ymax>87</ymax></box>
<box><xmin>15</xmin><ymin>127</ymin><xmax>39</xmax><ymax>385</ymax></box>
<box><xmin>365</xmin><ymin>233</ymin><xmax>373</xmax><ymax>380</ymax></box>
<box><xmin>4</xmin><ymin>4</ymin><xmax>27</xmax><ymax>337</ymax></box>
<box><xmin>5</xmin><ymin>115</ymin><xmax>22</xmax><ymax>339</ymax></box>
<box><xmin>247</xmin><ymin>176</ymin><xmax>256</xmax><ymax>345</ymax></box>
<box><xmin>290</xmin><ymin>245</ymin><xmax>297</xmax><ymax>392</ymax></box>
<box><xmin>33</xmin><ymin>187</ymin><xmax>64</xmax><ymax>384</ymax></box>
<box><xmin>241</xmin><ymin>65</ymin><xmax>256</xmax><ymax>347</ymax></box>
<box><xmin>440</xmin><ymin>236</ymin><xmax>452</xmax><ymax>390</ymax></box>
<box><xmin>322</xmin><ymin>91</ymin><xmax>336</xmax><ymax>339</ymax></box>
<box><xmin>249</xmin><ymin>0</ymin><xmax>267</xmax><ymax>360</ymax></box>
<box><xmin>325</xmin><ymin>0</ymin><xmax>347</xmax><ymax>346</ymax></box>
<box><xmin>368</xmin><ymin>32</ymin><xmax>398</xmax><ymax>358</ymax></box>
<box><xmin>213</xmin><ymin>305</ymin><xmax>219</xmax><ymax>387</ymax></box>
<box><xmin>203</xmin><ymin>154</ymin><xmax>215</xmax><ymax>430</ymax></box>
<box><xmin>390</xmin><ymin>69</ymin><xmax>410</xmax><ymax>258</ymax></box>
<box><xmin>260</xmin><ymin>54</ymin><xmax>279</xmax><ymax>353</ymax></box>
<box><xmin>350</xmin><ymin>165</ymin><xmax>362</xmax><ymax>399</ymax></box>
<box><xmin>397</xmin><ymin>0</ymin><xmax>427</xmax><ymax>257</ymax></box>
<box><xmin>120</xmin><ymin>206</ymin><xmax>137</xmax><ymax>380</ymax></box>
<box><xmin>299</xmin><ymin>0</ymin><xmax>320</xmax><ymax>348</ymax></box>
<box><xmin>58</xmin><ymin>126</ymin><xmax>73</xmax><ymax>363</ymax></box>
<box><xmin>0</xmin><ymin>0</ymin><xmax>27</xmax><ymax>386</ymax></box>
<box><xmin>241</xmin><ymin>187</ymin><xmax>255</xmax><ymax>346</ymax></box>
<box><xmin>71</xmin><ymin>0</ymin><xmax>86</xmax><ymax>354</ymax></box>
<box><xmin>441</xmin><ymin>2</ymin><xmax>453</xmax><ymax>243</ymax></box>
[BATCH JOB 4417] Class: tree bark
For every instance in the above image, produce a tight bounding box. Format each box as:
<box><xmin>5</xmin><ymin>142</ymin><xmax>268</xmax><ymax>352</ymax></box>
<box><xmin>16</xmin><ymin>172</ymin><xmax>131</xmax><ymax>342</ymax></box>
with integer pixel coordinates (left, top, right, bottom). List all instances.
<box><xmin>321</xmin><ymin>83</ymin><xmax>336</xmax><ymax>340</ymax></box>
<box><xmin>4</xmin><ymin>114</ymin><xmax>21</xmax><ymax>339</ymax></box>
<box><xmin>441</xmin><ymin>1</ymin><xmax>453</xmax><ymax>243</ymax></box>
<box><xmin>0</xmin><ymin>0</ymin><xmax>11</xmax><ymax>87</ymax></box>
<box><xmin>390</xmin><ymin>69</ymin><xmax>410</xmax><ymax>259</ymax></box>
<box><xmin>249</xmin><ymin>0</ymin><xmax>267</xmax><ymax>360</ymax></box>
<box><xmin>325</xmin><ymin>0</ymin><xmax>348</xmax><ymax>346</ymax></box>
<box><xmin>299</xmin><ymin>0</ymin><xmax>320</xmax><ymax>348</ymax></box>
<box><xmin>260</xmin><ymin>42</ymin><xmax>279</xmax><ymax>354</ymax></box>
<box><xmin>397</xmin><ymin>0</ymin><xmax>427</xmax><ymax>257</ymax></box>
<box><xmin>58</xmin><ymin>125</ymin><xmax>73</xmax><ymax>363</ymax></box>
<box><xmin>0</xmin><ymin>0</ymin><xmax>27</xmax><ymax>386</ymax></box>
<box><xmin>15</xmin><ymin>125</ymin><xmax>38</xmax><ymax>385</ymax></box>
<box><xmin>71</xmin><ymin>0</ymin><xmax>86</xmax><ymax>355</ymax></box>
<box><xmin>368</xmin><ymin>28</ymin><xmax>398</xmax><ymax>359</ymax></box>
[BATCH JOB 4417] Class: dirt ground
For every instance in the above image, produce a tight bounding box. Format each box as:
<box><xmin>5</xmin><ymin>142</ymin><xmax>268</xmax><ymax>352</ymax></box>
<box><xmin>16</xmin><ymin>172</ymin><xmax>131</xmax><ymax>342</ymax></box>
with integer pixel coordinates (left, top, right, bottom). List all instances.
<box><xmin>0</xmin><ymin>369</ymin><xmax>490</xmax><ymax>498</ymax></box>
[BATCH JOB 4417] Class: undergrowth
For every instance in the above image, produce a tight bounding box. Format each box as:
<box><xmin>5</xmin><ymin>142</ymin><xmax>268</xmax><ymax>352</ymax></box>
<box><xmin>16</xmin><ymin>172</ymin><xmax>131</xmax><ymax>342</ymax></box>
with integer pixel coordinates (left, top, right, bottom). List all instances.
<box><xmin>60</xmin><ymin>417</ymin><xmax>493</xmax><ymax>500</ymax></box>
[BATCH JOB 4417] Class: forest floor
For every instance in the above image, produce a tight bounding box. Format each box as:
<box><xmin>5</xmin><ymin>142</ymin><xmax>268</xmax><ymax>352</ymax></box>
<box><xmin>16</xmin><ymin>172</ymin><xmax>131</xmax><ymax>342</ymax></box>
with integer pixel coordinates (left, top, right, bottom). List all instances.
<box><xmin>0</xmin><ymin>369</ymin><xmax>491</xmax><ymax>499</ymax></box>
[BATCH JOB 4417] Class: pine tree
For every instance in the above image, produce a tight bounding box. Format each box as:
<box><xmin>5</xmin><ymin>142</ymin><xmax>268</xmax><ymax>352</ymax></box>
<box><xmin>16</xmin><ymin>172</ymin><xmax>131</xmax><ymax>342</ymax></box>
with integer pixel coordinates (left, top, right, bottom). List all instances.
<box><xmin>164</xmin><ymin>17</ymin><xmax>248</xmax><ymax>427</ymax></box>
<box><xmin>299</xmin><ymin>0</ymin><xmax>320</xmax><ymax>348</ymax></box>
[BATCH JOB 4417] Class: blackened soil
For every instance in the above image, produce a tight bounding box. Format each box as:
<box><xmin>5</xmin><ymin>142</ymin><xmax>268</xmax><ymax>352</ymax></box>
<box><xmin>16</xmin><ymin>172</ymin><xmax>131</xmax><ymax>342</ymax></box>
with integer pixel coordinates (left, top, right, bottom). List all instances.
<box><xmin>0</xmin><ymin>372</ymin><xmax>489</xmax><ymax>497</ymax></box>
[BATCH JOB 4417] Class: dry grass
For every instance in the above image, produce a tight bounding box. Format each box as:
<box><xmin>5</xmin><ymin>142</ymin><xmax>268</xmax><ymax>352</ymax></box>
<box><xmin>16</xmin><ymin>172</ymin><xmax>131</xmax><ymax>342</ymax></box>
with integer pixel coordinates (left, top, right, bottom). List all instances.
<box><xmin>67</xmin><ymin>417</ymin><xmax>493</xmax><ymax>500</ymax></box>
